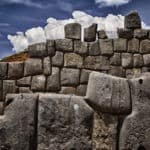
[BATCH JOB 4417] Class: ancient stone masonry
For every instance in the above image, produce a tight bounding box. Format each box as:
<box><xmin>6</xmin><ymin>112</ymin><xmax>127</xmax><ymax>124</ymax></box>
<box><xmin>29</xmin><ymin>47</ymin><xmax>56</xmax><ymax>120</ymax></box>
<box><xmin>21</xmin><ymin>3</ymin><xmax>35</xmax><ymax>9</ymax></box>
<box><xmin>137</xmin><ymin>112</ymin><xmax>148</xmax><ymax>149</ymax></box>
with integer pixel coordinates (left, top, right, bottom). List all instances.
<box><xmin>0</xmin><ymin>11</ymin><xmax>150</xmax><ymax>149</ymax></box>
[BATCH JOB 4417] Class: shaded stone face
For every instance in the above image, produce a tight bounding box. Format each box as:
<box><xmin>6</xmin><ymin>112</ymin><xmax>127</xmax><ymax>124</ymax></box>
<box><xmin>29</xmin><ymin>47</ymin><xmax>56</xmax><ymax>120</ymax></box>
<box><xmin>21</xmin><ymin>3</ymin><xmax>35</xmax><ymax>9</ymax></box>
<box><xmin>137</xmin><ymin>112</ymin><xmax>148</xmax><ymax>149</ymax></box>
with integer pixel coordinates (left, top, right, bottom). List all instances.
<box><xmin>117</xmin><ymin>28</ymin><xmax>133</xmax><ymax>39</ymax></box>
<box><xmin>0</xmin><ymin>62</ymin><xmax>7</xmax><ymax>80</ymax></box>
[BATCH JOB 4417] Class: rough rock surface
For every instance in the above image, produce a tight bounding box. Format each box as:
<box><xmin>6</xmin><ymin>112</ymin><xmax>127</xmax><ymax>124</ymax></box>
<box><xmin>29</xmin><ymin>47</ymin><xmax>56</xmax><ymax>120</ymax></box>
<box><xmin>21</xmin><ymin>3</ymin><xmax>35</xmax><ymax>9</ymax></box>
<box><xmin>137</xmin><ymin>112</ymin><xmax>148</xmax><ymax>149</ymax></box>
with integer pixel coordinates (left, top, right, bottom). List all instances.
<box><xmin>0</xmin><ymin>62</ymin><xmax>7</xmax><ymax>79</ymax></box>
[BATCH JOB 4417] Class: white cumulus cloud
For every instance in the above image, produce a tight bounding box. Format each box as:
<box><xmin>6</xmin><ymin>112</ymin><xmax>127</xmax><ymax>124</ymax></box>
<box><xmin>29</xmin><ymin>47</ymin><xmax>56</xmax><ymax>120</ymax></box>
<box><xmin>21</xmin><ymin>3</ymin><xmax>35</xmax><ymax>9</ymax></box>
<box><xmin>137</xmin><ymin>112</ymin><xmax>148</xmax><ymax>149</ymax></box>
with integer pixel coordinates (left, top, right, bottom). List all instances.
<box><xmin>7</xmin><ymin>10</ymin><xmax>150</xmax><ymax>53</ymax></box>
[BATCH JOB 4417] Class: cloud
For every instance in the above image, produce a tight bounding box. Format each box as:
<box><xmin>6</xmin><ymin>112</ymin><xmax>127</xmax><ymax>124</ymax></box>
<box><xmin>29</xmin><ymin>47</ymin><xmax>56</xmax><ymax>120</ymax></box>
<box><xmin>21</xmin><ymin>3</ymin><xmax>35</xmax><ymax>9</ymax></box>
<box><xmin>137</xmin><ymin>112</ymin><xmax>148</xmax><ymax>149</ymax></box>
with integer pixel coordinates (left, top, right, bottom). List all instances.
<box><xmin>95</xmin><ymin>0</ymin><xmax>131</xmax><ymax>7</ymax></box>
<box><xmin>7</xmin><ymin>10</ymin><xmax>150</xmax><ymax>53</ymax></box>
<box><xmin>0</xmin><ymin>23</ymin><xmax>10</xmax><ymax>27</ymax></box>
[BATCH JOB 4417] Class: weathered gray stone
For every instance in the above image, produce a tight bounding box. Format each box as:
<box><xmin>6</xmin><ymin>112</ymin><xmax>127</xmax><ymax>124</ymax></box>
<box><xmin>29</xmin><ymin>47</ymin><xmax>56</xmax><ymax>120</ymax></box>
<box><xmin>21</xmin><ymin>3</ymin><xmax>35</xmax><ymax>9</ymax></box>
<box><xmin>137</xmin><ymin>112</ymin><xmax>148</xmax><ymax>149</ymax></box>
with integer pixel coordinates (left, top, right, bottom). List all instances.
<box><xmin>47</xmin><ymin>67</ymin><xmax>60</xmax><ymax>92</ymax></box>
<box><xmin>0</xmin><ymin>62</ymin><xmax>7</xmax><ymax>79</ymax></box>
<box><xmin>59</xmin><ymin>87</ymin><xmax>77</xmax><ymax>95</ymax></box>
<box><xmin>128</xmin><ymin>38</ymin><xmax>139</xmax><ymax>53</ymax></box>
<box><xmin>133</xmin><ymin>54</ymin><xmax>143</xmax><ymax>67</ymax></box>
<box><xmin>0</xmin><ymin>94</ymin><xmax>38</xmax><ymax>150</ymax></box>
<box><xmin>74</xmin><ymin>40</ymin><xmax>88</xmax><ymax>55</ymax></box>
<box><xmin>100</xmin><ymin>39</ymin><xmax>113</xmax><ymax>55</ymax></box>
<box><xmin>122</xmin><ymin>53</ymin><xmax>133</xmax><ymax>68</ymax></box>
<box><xmin>28</xmin><ymin>42</ymin><xmax>47</xmax><ymax>57</ymax></box>
<box><xmin>84</xmin><ymin>56</ymin><xmax>110</xmax><ymax>71</ymax></box>
<box><xmin>31</xmin><ymin>75</ymin><xmax>46</xmax><ymax>92</ymax></box>
<box><xmin>80</xmin><ymin>69</ymin><xmax>92</xmax><ymax>84</ymax></box>
<box><xmin>8</xmin><ymin>62</ymin><xmax>24</xmax><ymax>79</ymax></box>
<box><xmin>114</xmin><ymin>38</ymin><xmax>127</xmax><ymax>52</ymax></box>
<box><xmin>86</xmin><ymin>72</ymin><xmax>131</xmax><ymax>114</ymax></box>
<box><xmin>64</xmin><ymin>53</ymin><xmax>83</xmax><ymax>68</ymax></box>
<box><xmin>125</xmin><ymin>11</ymin><xmax>141</xmax><ymax>29</ymax></box>
<box><xmin>38</xmin><ymin>94</ymin><xmax>94</xmax><ymax>150</ymax></box>
<box><xmin>17</xmin><ymin>76</ymin><xmax>31</xmax><ymax>87</ymax></box>
<box><xmin>119</xmin><ymin>73</ymin><xmax>150</xmax><ymax>149</ymax></box>
<box><xmin>55</xmin><ymin>39</ymin><xmax>73</xmax><ymax>52</ymax></box>
<box><xmin>0</xmin><ymin>80</ymin><xmax>3</xmax><ymax>101</ymax></box>
<box><xmin>126</xmin><ymin>68</ymin><xmax>141</xmax><ymax>79</ymax></box>
<box><xmin>3</xmin><ymin>80</ymin><xmax>16</xmax><ymax>100</ymax></box>
<box><xmin>61</xmin><ymin>68</ymin><xmax>80</xmax><ymax>86</ymax></box>
<box><xmin>0</xmin><ymin>102</ymin><xmax>3</xmax><ymax>115</ymax></box>
<box><xmin>109</xmin><ymin>66</ymin><xmax>125</xmax><ymax>77</ymax></box>
<box><xmin>134</xmin><ymin>29</ymin><xmax>148</xmax><ymax>39</ymax></box>
<box><xmin>52</xmin><ymin>51</ymin><xmax>63</xmax><ymax>67</ymax></box>
<box><xmin>89</xmin><ymin>41</ymin><xmax>100</xmax><ymax>56</ymax></box>
<box><xmin>76</xmin><ymin>84</ymin><xmax>87</xmax><ymax>96</ymax></box>
<box><xmin>110</xmin><ymin>53</ymin><xmax>121</xmax><ymax>66</ymax></box>
<box><xmin>143</xmin><ymin>54</ymin><xmax>150</xmax><ymax>66</ymax></box>
<box><xmin>117</xmin><ymin>28</ymin><xmax>133</xmax><ymax>39</ymax></box>
<box><xmin>47</xmin><ymin>40</ymin><xmax>55</xmax><ymax>56</ymax></box>
<box><xmin>65</xmin><ymin>23</ymin><xmax>81</xmax><ymax>40</ymax></box>
<box><xmin>140</xmin><ymin>39</ymin><xmax>150</xmax><ymax>54</ymax></box>
<box><xmin>43</xmin><ymin>56</ymin><xmax>51</xmax><ymax>75</ymax></box>
<box><xmin>84</xmin><ymin>23</ymin><xmax>97</xmax><ymax>42</ymax></box>
<box><xmin>19</xmin><ymin>87</ymin><xmax>32</xmax><ymax>93</ymax></box>
<box><xmin>24</xmin><ymin>58</ymin><xmax>43</xmax><ymax>76</ymax></box>
<box><xmin>142</xmin><ymin>67</ymin><xmax>150</xmax><ymax>73</ymax></box>
<box><xmin>97</xmin><ymin>30</ymin><xmax>107</xmax><ymax>39</ymax></box>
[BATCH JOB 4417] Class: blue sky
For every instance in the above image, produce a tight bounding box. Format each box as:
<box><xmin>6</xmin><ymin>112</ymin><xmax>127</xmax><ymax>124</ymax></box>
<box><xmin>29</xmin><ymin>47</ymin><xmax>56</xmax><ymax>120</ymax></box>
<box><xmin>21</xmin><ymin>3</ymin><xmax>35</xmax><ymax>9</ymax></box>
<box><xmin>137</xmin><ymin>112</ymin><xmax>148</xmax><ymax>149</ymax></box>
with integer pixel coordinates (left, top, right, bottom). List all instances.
<box><xmin>0</xmin><ymin>0</ymin><xmax>150</xmax><ymax>58</ymax></box>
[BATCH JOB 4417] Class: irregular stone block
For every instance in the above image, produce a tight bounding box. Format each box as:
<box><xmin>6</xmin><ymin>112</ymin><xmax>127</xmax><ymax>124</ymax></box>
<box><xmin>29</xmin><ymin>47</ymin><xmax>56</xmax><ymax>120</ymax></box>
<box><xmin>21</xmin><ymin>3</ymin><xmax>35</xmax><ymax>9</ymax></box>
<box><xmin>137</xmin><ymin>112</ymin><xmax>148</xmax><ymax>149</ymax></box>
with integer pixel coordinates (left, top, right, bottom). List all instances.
<box><xmin>140</xmin><ymin>39</ymin><xmax>150</xmax><ymax>54</ymax></box>
<box><xmin>125</xmin><ymin>11</ymin><xmax>141</xmax><ymax>29</ymax></box>
<box><xmin>133</xmin><ymin>54</ymin><xmax>143</xmax><ymax>67</ymax></box>
<box><xmin>55</xmin><ymin>39</ymin><xmax>73</xmax><ymax>52</ymax></box>
<box><xmin>47</xmin><ymin>40</ymin><xmax>55</xmax><ymax>56</ymax></box>
<box><xmin>97</xmin><ymin>30</ymin><xmax>107</xmax><ymax>39</ymax></box>
<box><xmin>61</xmin><ymin>68</ymin><xmax>80</xmax><ymax>86</ymax></box>
<box><xmin>110</xmin><ymin>53</ymin><xmax>121</xmax><ymax>66</ymax></box>
<box><xmin>0</xmin><ymin>62</ymin><xmax>7</xmax><ymax>79</ymax></box>
<box><xmin>43</xmin><ymin>56</ymin><xmax>51</xmax><ymax>75</ymax></box>
<box><xmin>31</xmin><ymin>75</ymin><xmax>46</xmax><ymax>92</ymax></box>
<box><xmin>86</xmin><ymin>72</ymin><xmax>131</xmax><ymax>114</ymax></box>
<box><xmin>28</xmin><ymin>42</ymin><xmax>47</xmax><ymax>58</ymax></box>
<box><xmin>64</xmin><ymin>53</ymin><xmax>83</xmax><ymax>68</ymax></box>
<box><xmin>126</xmin><ymin>68</ymin><xmax>141</xmax><ymax>79</ymax></box>
<box><xmin>24</xmin><ymin>58</ymin><xmax>43</xmax><ymax>76</ymax></box>
<box><xmin>8</xmin><ymin>62</ymin><xmax>24</xmax><ymax>79</ymax></box>
<box><xmin>142</xmin><ymin>67</ymin><xmax>150</xmax><ymax>73</ymax></box>
<box><xmin>47</xmin><ymin>67</ymin><xmax>60</xmax><ymax>92</ymax></box>
<box><xmin>3</xmin><ymin>80</ymin><xmax>16</xmax><ymax>100</ymax></box>
<box><xmin>76</xmin><ymin>84</ymin><xmax>87</xmax><ymax>96</ymax></box>
<box><xmin>80</xmin><ymin>69</ymin><xmax>92</xmax><ymax>84</ymax></box>
<box><xmin>74</xmin><ymin>40</ymin><xmax>88</xmax><ymax>55</ymax></box>
<box><xmin>52</xmin><ymin>51</ymin><xmax>63</xmax><ymax>67</ymax></box>
<box><xmin>119</xmin><ymin>73</ymin><xmax>150</xmax><ymax>149</ymax></box>
<box><xmin>59</xmin><ymin>87</ymin><xmax>77</xmax><ymax>95</ymax></box>
<box><xmin>84</xmin><ymin>23</ymin><xmax>97</xmax><ymax>42</ymax></box>
<box><xmin>89</xmin><ymin>41</ymin><xmax>100</xmax><ymax>56</ymax></box>
<box><xmin>19</xmin><ymin>87</ymin><xmax>32</xmax><ymax>93</ymax></box>
<box><xmin>109</xmin><ymin>66</ymin><xmax>125</xmax><ymax>77</ymax></box>
<box><xmin>0</xmin><ymin>94</ymin><xmax>38</xmax><ymax>150</ymax></box>
<box><xmin>99</xmin><ymin>39</ymin><xmax>113</xmax><ymax>55</ymax></box>
<box><xmin>122</xmin><ymin>53</ymin><xmax>133</xmax><ymax>68</ymax></box>
<box><xmin>17</xmin><ymin>76</ymin><xmax>31</xmax><ymax>87</ymax></box>
<box><xmin>134</xmin><ymin>29</ymin><xmax>148</xmax><ymax>39</ymax></box>
<box><xmin>0</xmin><ymin>102</ymin><xmax>4</xmax><ymax>115</ymax></box>
<box><xmin>65</xmin><ymin>23</ymin><xmax>81</xmax><ymax>40</ymax></box>
<box><xmin>84</xmin><ymin>56</ymin><xmax>110</xmax><ymax>71</ymax></box>
<box><xmin>38</xmin><ymin>94</ymin><xmax>94</xmax><ymax>150</ymax></box>
<box><xmin>114</xmin><ymin>38</ymin><xmax>127</xmax><ymax>52</ymax></box>
<box><xmin>117</xmin><ymin>28</ymin><xmax>133</xmax><ymax>39</ymax></box>
<box><xmin>143</xmin><ymin>54</ymin><xmax>150</xmax><ymax>66</ymax></box>
<box><xmin>128</xmin><ymin>38</ymin><xmax>139</xmax><ymax>53</ymax></box>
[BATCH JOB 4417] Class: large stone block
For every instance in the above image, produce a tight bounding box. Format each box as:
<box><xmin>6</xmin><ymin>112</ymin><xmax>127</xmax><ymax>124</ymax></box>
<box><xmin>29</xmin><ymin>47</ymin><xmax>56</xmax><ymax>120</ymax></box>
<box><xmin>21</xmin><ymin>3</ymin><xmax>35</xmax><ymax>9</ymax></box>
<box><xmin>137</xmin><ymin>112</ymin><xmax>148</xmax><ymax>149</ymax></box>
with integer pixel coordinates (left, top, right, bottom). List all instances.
<box><xmin>31</xmin><ymin>75</ymin><xmax>46</xmax><ymax>92</ymax></box>
<box><xmin>140</xmin><ymin>39</ymin><xmax>150</xmax><ymax>54</ymax></box>
<box><xmin>89</xmin><ymin>40</ymin><xmax>100</xmax><ymax>56</ymax></box>
<box><xmin>64</xmin><ymin>53</ymin><xmax>83</xmax><ymax>68</ymax></box>
<box><xmin>109</xmin><ymin>66</ymin><xmax>125</xmax><ymax>77</ymax></box>
<box><xmin>134</xmin><ymin>29</ymin><xmax>148</xmax><ymax>39</ymax></box>
<box><xmin>61</xmin><ymin>68</ymin><xmax>80</xmax><ymax>86</ymax></box>
<box><xmin>119</xmin><ymin>73</ymin><xmax>150</xmax><ymax>149</ymax></box>
<box><xmin>86</xmin><ymin>72</ymin><xmax>131</xmax><ymax>114</ymax></box>
<box><xmin>55</xmin><ymin>39</ymin><xmax>73</xmax><ymax>52</ymax></box>
<box><xmin>122</xmin><ymin>53</ymin><xmax>133</xmax><ymax>68</ymax></box>
<box><xmin>125</xmin><ymin>11</ymin><xmax>141</xmax><ymax>29</ymax></box>
<box><xmin>80</xmin><ymin>69</ymin><xmax>92</xmax><ymax>84</ymax></box>
<box><xmin>28</xmin><ymin>42</ymin><xmax>47</xmax><ymax>58</ymax></box>
<box><xmin>59</xmin><ymin>86</ymin><xmax>77</xmax><ymax>95</ymax></box>
<box><xmin>0</xmin><ymin>62</ymin><xmax>8</xmax><ymax>79</ymax></box>
<box><xmin>97</xmin><ymin>30</ymin><xmax>107</xmax><ymax>39</ymax></box>
<box><xmin>47</xmin><ymin>40</ymin><xmax>55</xmax><ymax>56</ymax></box>
<box><xmin>65</xmin><ymin>23</ymin><xmax>81</xmax><ymax>40</ymax></box>
<box><xmin>143</xmin><ymin>54</ymin><xmax>150</xmax><ymax>66</ymax></box>
<box><xmin>46</xmin><ymin>67</ymin><xmax>60</xmax><ymax>92</ymax></box>
<box><xmin>19</xmin><ymin>87</ymin><xmax>32</xmax><ymax>93</ymax></box>
<box><xmin>0</xmin><ymin>102</ymin><xmax>4</xmax><ymax>115</ymax></box>
<box><xmin>52</xmin><ymin>51</ymin><xmax>63</xmax><ymax>67</ymax></box>
<box><xmin>0</xmin><ymin>94</ymin><xmax>38</xmax><ymax>150</ymax></box>
<box><xmin>8</xmin><ymin>62</ymin><xmax>24</xmax><ymax>79</ymax></box>
<box><xmin>24</xmin><ymin>58</ymin><xmax>43</xmax><ymax>76</ymax></box>
<box><xmin>84</xmin><ymin>56</ymin><xmax>110</xmax><ymax>71</ymax></box>
<box><xmin>17</xmin><ymin>76</ymin><xmax>31</xmax><ymax>87</ymax></box>
<box><xmin>110</xmin><ymin>53</ymin><xmax>121</xmax><ymax>66</ymax></box>
<box><xmin>114</xmin><ymin>38</ymin><xmax>127</xmax><ymax>52</ymax></box>
<box><xmin>128</xmin><ymin>38</ymin><xmax>139</xmax><ymax>53</ymax></box>
<box><xmin>117</xmin><ymin>28</ymin><xmax>133</xmax><ymax>39</ymax></box>
<box><xmin>126</xmin><ymin>68</ymin><xmax>141</xmax><ymax>79</ymax></box>
<box><xmin>100</xmin><ymin>39</ymin><xmax>113</xmax><ymax>55</ymax></box>
<box><xmin>38</xmin><ymin>94</ymin><xmax>94</xmax><ymax>150</ymax></box>
<box><xmin>43</xmin><ymin>56</ymin><xmax>51</xmax><ymax>75</ymax></box>
<box><xmin>133</xmin><ymin>54</ymin><xmax>143</xmax><ymax>67</ymax></box>
<box><xmin>76</xmin><ymin>84</ymin><xmax>87</xmax><ymax>96</ymax></box>
<box><xmin>84</xmin><ymin>23</ymin><xmax>97</xmax><ymax>42</ymax></box>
